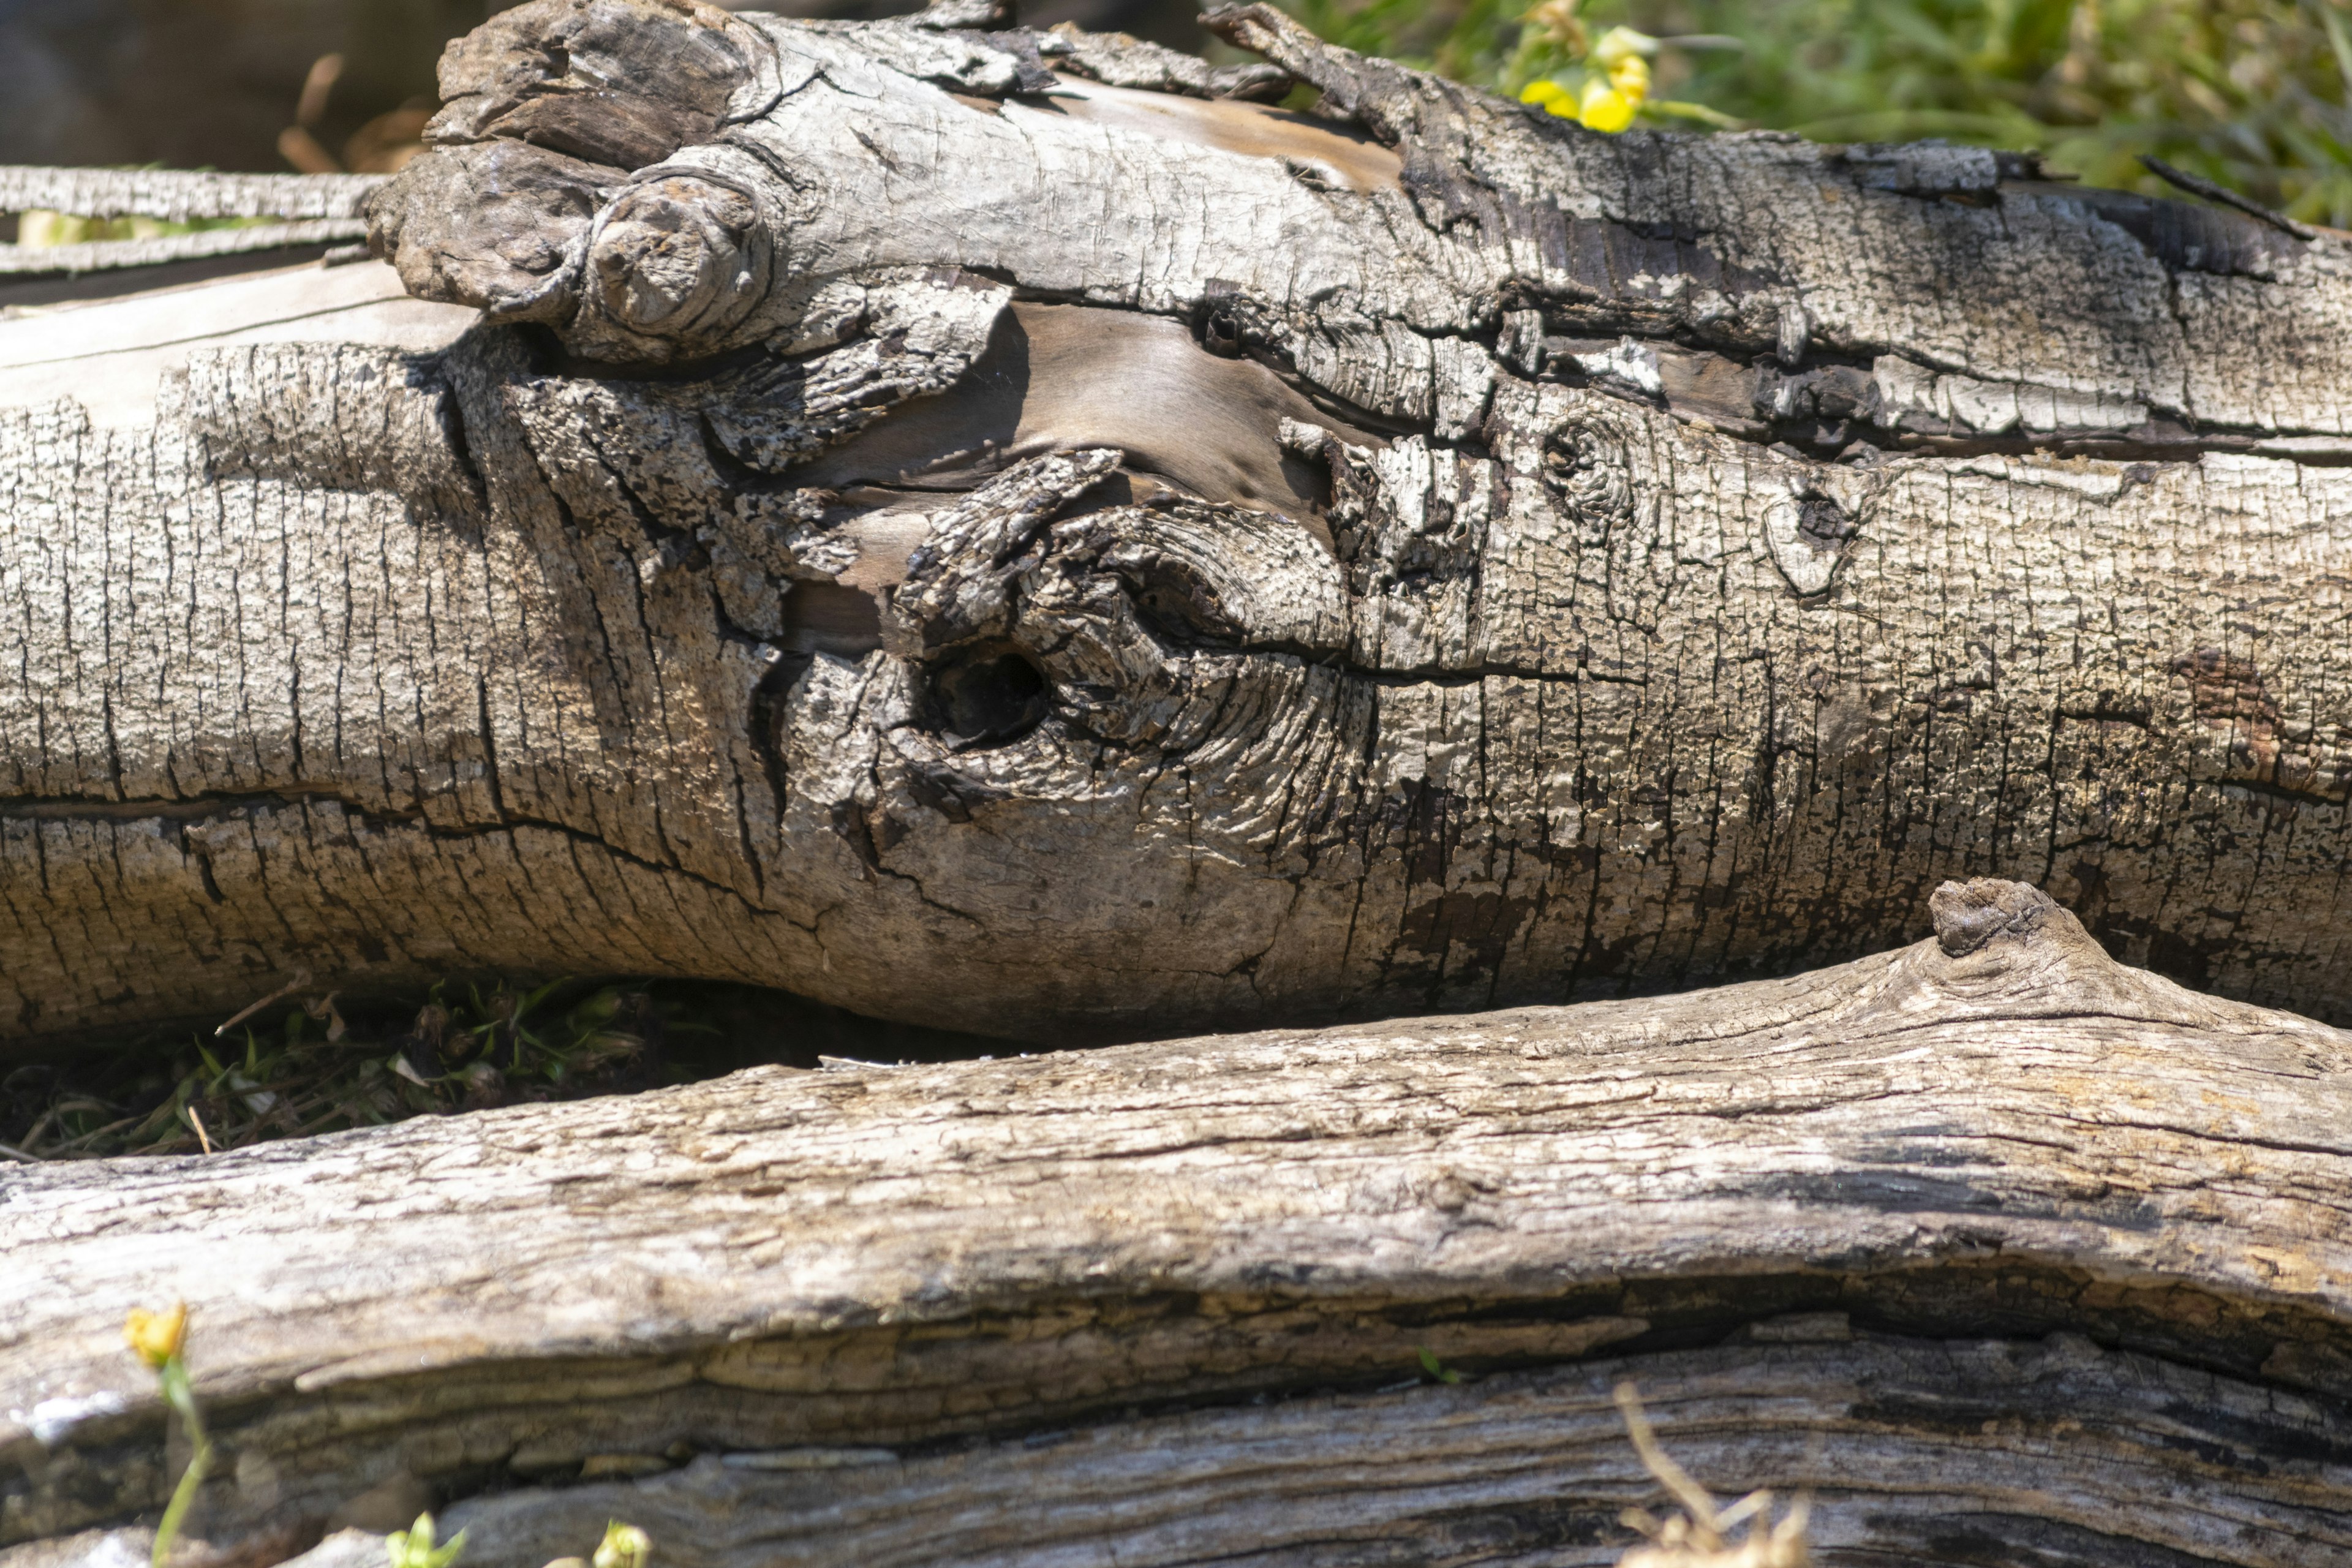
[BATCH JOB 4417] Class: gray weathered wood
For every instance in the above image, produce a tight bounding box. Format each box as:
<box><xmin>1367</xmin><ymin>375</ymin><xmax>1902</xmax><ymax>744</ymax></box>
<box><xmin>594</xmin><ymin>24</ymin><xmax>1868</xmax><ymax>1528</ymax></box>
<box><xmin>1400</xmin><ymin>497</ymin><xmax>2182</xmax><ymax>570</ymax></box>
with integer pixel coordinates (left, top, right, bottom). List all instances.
<box><xmin>0</xmin><ymin>222</ymin><xmax>371</xmax><ymax>277</ymax></box>
<box><xmin>0</xmin><ymin>168</ymin><xmax>384</xmax><ymax>223</ymax></box>
<box><xmin>0</xmin><ymin>167</ymin><xmax>385</xmax><ymax>275</ymax></box>
<box><xmin>8</xmin><ymin>1</ymin><xmax>2352</xmax><ymax>1046</ymax></box>
<box><xmin>4</xmin><ymin>882</ymin><xmax>2351</xmax><ymax>1564</ymax></box>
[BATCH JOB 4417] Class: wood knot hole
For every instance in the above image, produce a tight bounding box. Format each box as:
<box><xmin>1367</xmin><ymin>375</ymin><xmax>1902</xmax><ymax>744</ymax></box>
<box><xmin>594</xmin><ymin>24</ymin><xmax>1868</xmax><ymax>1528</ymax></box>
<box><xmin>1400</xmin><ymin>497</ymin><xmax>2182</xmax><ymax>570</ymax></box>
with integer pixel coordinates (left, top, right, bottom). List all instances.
<box><xmin>1929</xmin><ymin>878</ymin><xmax>2055</xmax><ymax>957</ymax></box>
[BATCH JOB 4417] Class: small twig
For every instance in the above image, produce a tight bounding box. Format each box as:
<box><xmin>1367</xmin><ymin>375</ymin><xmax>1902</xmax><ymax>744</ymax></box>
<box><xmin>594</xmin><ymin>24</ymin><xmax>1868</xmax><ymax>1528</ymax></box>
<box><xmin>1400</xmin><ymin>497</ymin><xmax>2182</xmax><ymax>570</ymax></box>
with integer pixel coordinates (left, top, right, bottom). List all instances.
<box><xmin>216</xmin><ymin>970</ymin><xmax>312</xmax><ymax>1036</ymax></box>
<box><xmin>0</xmin><ymin>220</ymin><xmax>369</xmax><ymax>276</ymax></box>
<box><xmin>296</xmin><ymin>54</ymin><xmax>345</xmax><ymax>131</ymax></box>
<box><xmin>2138</xmin><ymin>156</ymin><xmax>2319</xmax><ymax>241</ymax></box>
<box><xmin>48</xmin><ymin>1114</ymin><xmax>141</xmax><ymax>1156</ymax></box>
<box><xmin>1614</xmin><ymin>1382</ymin><xmax>1724</xmax><ymax>1531</ymax></box>
<box><xmin>186</xmin><ymin>1106</ymin><xmax>215</xmax><ymax>1156</ymax></box>
<box><xmin>13</xmin><ymin>1106</ymin><xmax>56</xmax><ymax>1157</ymax></box>
<box><xmin>0</xmin><ymin>165</ymin><xmax>383</xmax><ymax>222</ymax></box>
<box><xmin>0</xmin><ymin>1139</ymin><xmax>37</xmax><ymax>1163</ymax></box>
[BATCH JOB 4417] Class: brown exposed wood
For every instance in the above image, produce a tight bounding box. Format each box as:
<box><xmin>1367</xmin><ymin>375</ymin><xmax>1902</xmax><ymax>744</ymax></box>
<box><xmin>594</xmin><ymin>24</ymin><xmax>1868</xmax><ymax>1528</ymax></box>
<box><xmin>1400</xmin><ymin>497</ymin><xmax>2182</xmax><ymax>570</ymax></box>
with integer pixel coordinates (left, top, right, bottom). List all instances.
<box><xmin>4</xmin><ymin>881</ymin><xmax>2351</xmax><ymax>1566</ymax></box>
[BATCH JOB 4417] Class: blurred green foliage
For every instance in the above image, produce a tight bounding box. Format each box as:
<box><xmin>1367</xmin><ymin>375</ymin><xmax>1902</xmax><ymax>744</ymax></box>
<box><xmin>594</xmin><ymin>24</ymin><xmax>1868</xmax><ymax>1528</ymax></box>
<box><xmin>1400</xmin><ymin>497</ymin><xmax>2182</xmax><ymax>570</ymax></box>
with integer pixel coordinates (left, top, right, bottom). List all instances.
<box><xmin>16</xmin><ymin>211</ymin><xmax>267</xmax><ymax>248</ymax></box>
<box><xmin>1275</xmin><ymin>0</ymin><xmax>2352</xmax><ymax>225</ymax></box>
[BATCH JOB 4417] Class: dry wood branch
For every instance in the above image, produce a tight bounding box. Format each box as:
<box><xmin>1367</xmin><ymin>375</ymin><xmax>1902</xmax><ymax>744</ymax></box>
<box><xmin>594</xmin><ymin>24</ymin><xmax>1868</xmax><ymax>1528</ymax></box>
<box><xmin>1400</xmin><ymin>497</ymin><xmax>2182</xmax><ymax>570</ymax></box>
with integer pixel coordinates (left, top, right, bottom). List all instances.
<box><xmin>0</xmin><ymin>222</ymin><xmax>371</xmax><ymax>276</ymax></box>
<box><xmin>0</xmin><ymin>169</ymin><xmax>385</xmax><ymax>223</ymax></box>
<box><xmin>5</xmin><ymin>883</ymin><xmax>2351</xmax><ymax>1565</ymax></box>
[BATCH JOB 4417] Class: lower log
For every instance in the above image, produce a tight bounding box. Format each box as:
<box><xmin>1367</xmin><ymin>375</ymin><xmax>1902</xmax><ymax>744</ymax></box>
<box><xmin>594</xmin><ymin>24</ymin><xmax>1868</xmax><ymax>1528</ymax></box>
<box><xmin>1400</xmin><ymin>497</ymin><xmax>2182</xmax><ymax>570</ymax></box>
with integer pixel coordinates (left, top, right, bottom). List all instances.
<box><xmin>7</xmin><ymin>880</ymin><xmax>2352</xmax><ymax>1566</ymax></box>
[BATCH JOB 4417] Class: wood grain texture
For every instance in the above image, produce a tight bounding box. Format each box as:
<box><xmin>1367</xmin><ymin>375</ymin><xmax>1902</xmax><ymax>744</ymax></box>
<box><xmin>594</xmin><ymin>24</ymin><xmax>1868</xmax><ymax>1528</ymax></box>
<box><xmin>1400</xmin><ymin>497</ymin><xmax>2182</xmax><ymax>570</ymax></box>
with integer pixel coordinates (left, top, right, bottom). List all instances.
<box><xmin>0</xmin><ymin>169</ymin><xmax>385</xmax><ymax>222</ymax></box>
<box><xmin>0</xmin><ymin>224</ymin><xmax>369</xmax><ymax>277</ymax></box>
<box><xmin>428</xmin><ymin>1340</ymin><xmax>2352</xmax><ymax>1568</ymax></box>
<box><xmin>5</xmin><ymin>884</ymin><xmax>2351</xmax><ymax>1563</ymax></box>
<box><xmin>6</xmin><ymin>1</ymin><xmax>2352</xmax><ymax>1047</ymax></box>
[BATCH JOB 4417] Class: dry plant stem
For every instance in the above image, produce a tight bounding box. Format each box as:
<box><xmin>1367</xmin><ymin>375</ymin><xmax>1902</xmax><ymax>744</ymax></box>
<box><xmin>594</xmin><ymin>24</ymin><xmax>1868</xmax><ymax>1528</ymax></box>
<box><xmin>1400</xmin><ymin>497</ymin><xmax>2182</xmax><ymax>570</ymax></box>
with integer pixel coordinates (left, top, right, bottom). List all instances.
<box><xmin>1611</xmin><ymin>1382</ymin><xmax>1809</xmax><ymax>1568</ymax></box>
<box><xmin>1613</xmin><ymin>1383</ymin><xmax>1727</xmax><ymax>1531</ymax></box>
<box><xmin>6</xmin><ymin>883</ymin><xmax>2352</xmax><ymax>1566</ymax></box>
<box><xmin>7</xmin><ymin>6</ymin><xmax>2352</xmax><ymax>1047</ymax></box>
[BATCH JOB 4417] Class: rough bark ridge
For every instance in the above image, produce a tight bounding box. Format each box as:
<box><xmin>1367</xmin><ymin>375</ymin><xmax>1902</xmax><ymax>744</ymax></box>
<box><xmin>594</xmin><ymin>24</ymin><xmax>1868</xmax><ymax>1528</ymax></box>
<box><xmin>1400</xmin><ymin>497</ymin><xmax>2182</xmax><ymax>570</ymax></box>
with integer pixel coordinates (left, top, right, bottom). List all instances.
<box><xmin>7</xmin><ymin>0</ymin><xmax>2352</xmax><ymax>1047</ymax></box>
<box><xmin>6</xmin><ymin>884</ymin><xmax>2352</xmax><ymax>1566</ymax></box>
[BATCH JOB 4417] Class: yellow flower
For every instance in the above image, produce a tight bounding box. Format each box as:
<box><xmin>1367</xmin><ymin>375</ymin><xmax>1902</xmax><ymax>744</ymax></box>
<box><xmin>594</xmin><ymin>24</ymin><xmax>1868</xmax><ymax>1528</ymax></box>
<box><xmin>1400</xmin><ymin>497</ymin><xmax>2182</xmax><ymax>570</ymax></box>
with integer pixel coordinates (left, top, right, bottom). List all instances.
<box><xmin>1578</xmin><ymin>81</ymin><xmax>1637</xmax><ymax>133</ymax></box>
<box><xmin>123</xmin><ymin>1302</ymin><xmax>188</xmax><ymax>1369</ymax></box>
<box><xmin>1520</xmin><ymin>79</ymin><xmax>1572</xmax><ymax>113</ymax></box>
<box><xmin>1608</xmin><ymin>53</ymin><xmax>1651</xmax><ymax>105</ymax></box>
<box><xmin>592</xmin><ymin>1523</ymin><xmax>650</xmax><ymax>1568</ymax></box>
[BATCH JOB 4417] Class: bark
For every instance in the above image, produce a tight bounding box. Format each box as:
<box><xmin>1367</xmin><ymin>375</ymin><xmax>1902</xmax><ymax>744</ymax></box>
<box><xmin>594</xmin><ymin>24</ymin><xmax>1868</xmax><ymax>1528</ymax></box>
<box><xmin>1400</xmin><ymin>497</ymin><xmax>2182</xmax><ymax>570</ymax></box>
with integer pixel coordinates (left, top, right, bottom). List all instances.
<box><xmin>7</xmin><ymin>1</ymin><xmax>2352</xmax><ymax>1046</ymax></box>
<box><xmin>5</xmin><ymin>881</ymin><xmax>2352</xmax><ymax>1566</ymax></box>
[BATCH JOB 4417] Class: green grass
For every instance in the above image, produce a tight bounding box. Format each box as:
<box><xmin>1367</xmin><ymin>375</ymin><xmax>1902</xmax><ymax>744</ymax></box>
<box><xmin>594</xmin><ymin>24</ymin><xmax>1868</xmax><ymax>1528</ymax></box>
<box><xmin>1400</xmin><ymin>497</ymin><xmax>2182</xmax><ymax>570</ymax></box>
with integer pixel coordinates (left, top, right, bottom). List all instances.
<box><xmin>2</xmin><ymin>976</ymin><xmax>1000</xmax><ymax>1162</ymax></box>
<box><xmin>2</xmin><ymin>981</ymin><xmax>676</xmax><ymax>1159</ymax></box>
<box><xmin>1275</xmin><ymin>0</ymin><xmax>2352</xmax><ymax>227</ymax></box>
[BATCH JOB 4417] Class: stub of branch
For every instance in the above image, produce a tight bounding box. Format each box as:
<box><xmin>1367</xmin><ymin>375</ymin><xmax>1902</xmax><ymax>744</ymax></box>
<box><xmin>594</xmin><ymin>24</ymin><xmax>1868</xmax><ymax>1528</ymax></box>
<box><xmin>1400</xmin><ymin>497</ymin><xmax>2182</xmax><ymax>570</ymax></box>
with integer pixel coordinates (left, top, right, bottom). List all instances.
<box><xmin>4</xmin><ymin>882</ymin><xmax>2350</xmax><ymax>1565</ymax></box>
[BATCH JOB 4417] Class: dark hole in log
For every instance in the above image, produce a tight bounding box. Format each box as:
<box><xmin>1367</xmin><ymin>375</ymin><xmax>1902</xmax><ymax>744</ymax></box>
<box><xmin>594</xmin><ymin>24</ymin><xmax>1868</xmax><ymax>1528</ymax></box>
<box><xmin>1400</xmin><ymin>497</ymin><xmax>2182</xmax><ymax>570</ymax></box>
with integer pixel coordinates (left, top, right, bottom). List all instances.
<box><xmin>927</xmin><ymin>650</ymin><xmax>1049</xmax><ymax>747</ymax></box>
<box><xmin>1199</xmin><ymin>301</ymin><xmax>1244</xmax><ymax>358</ymax></box>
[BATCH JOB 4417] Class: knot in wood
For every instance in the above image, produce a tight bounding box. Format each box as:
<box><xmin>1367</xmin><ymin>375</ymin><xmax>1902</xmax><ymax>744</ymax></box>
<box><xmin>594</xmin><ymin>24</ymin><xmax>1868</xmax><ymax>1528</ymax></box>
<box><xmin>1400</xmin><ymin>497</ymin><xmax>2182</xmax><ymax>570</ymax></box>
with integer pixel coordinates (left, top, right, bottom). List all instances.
<box><xmin>589</xmin><ymin>176</ymin><xmax>767</xmax><ymax>345</ymax></box>
<box><xmin>1539</xmin><ymin>419</ymin><xmax>1632</xmax><ymax>537</ymax></box>
<box><xmin>1929</xmin><ymin>878</ymin><xmax>2056</xmax><ymax>958</ymax></box>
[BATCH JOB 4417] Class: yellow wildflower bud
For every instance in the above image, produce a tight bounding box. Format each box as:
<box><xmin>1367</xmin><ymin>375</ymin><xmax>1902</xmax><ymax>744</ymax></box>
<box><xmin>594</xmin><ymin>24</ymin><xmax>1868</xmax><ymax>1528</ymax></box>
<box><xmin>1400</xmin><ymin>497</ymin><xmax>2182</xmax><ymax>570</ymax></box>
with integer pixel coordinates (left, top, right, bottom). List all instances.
<box><xmin>123</xmin><ymin>1302</ymin><xmax>188</xmax><ymax>1369</ymax></box>
<box><xmin>1578</xmin><ymin>81</ymin><xmax>1637</xmax><ymax>134</ymax></box>
<box><xmin>592</xmin><ymin>1523</ymin><xmax>650</xmax><ymax>1568</ymax></box>
<box><xmin>1591</xmin><ymin>25</ymin><xmax>1659</xmax><ymax>67</ymax></box>
<box><xmin>388</xmin><ymin>1513</ymin><xmax>467</xmax><ymax>1568</ymax></box>
<box><xmin>1608</xmin><ymin>53</ymin><xmax>1651</xmax><ymax>105</ymax></box>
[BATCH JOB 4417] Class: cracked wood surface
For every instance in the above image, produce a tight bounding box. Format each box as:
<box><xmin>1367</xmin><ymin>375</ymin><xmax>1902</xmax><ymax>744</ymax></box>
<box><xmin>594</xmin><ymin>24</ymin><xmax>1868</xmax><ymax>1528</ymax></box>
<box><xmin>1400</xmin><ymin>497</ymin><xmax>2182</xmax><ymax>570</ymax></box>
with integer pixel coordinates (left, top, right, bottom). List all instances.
<box><xmin>4</xmin><ymin>882</ymin><xmax>2352</xmax><ymax>1565</ymax></box>
<box><xmin>6</xmin><ymin>0</ymin><xmax>2352</xmax><ymax>1047</ymax></box>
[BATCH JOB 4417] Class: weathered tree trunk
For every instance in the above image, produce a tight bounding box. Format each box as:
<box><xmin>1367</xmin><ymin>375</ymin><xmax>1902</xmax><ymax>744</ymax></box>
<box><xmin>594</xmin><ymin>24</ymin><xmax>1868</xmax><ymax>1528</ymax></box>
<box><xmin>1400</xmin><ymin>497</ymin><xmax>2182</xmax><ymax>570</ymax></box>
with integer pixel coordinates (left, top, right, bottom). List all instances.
<box><xmin>13</xmin><ymin>10</ymin><xmax>2352</xmax><ymax>1565</ymax></box>
<box><xmin>6</xmin><ymin>883</ymin><xmax>2352</xmax><ymax>1565</ymax></box>
<box><xmin>6</xmin><ymin>1</ymin><xmax>2352</xmax><ymax>1049</ymax></box>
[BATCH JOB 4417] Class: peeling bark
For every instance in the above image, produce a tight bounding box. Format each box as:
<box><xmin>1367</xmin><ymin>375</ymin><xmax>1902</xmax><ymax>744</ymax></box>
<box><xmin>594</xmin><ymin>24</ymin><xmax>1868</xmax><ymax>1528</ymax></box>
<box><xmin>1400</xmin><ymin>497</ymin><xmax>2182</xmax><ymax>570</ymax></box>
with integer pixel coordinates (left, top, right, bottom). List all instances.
<box><xmin>8</xmin><ymin>2</ymin><xmax>2352</xmax><ymax>1044</ymax></box>
<box><xmin>5</xmin><ymin>883</ymin><xmax>2352</xmax><ymax>1565</ymax></box>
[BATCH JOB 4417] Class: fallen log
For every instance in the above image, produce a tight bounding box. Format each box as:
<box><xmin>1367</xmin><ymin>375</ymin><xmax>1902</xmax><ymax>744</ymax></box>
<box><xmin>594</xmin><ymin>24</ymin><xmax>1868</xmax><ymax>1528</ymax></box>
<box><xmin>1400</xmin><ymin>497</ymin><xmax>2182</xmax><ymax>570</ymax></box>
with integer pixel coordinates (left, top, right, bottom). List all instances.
<box><xmin>6</xmin><ymin>881</ymin><xmax>2351</xmax><ymax>1566</ymax></box>
<box><xmin>7</xmin><ymin>1</ymin><xmax>2352</xmax><ymax>1049</ymax></box>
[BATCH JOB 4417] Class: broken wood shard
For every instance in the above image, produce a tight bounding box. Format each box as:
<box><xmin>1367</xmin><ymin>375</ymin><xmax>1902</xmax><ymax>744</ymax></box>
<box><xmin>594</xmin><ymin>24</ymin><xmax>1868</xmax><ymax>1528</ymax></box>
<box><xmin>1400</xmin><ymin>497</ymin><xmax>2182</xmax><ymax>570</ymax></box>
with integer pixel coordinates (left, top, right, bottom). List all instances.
<box><xmin>4</xmin><ymin>881</ymin><xmax>2350</xmax><ymax>1564</ymax></box>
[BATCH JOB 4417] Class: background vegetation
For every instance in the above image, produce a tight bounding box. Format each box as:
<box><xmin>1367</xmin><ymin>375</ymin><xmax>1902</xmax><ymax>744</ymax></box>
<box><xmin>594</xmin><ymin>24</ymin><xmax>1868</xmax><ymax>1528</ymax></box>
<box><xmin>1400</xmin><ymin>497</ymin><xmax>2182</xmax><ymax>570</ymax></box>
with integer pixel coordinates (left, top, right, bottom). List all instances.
<box><xmin>1276</xmin><ymin>0</ymin><xmax>2352</xmax><ymax>227</ymax></box>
